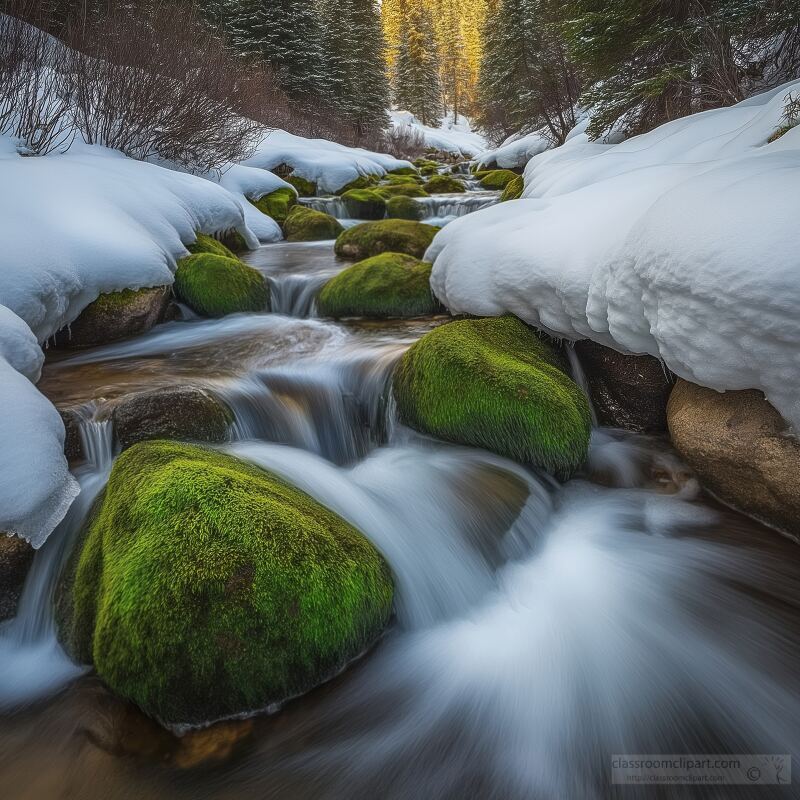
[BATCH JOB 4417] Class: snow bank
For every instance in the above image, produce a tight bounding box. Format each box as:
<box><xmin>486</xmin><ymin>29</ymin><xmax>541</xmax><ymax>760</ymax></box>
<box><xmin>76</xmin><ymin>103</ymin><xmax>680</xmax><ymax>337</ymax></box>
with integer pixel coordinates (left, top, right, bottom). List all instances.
<box><xmin>390</xmin><ymin>111</ymin><xmax>487</xmax><ymax>158</ymax></box>
<box><xmin>216</xmin><ymin>163</ymin><xmax>288</xmax><ymax>243</ymax></box>
<box><xmin>475</xmin><ymin>128</ymin><xmax>552</xmax><ymax>170</ymax></box>
<box><xmin>242</xmin><ymin>129</ymin><xmax>413</xmax><ymax>194</ymax></box>
<box><xmin>428</xmin><ymin>82</ymin><xmax>800</xmax><ymax>431</ymax></box>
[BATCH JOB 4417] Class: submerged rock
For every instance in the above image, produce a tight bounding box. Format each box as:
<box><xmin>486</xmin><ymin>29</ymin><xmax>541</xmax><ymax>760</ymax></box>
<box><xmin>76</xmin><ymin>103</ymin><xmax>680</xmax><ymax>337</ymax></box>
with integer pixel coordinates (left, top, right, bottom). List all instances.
<box><xmin>424</xmin><ymin>175</ymin><xmax>466</xmax><ymax>194</ymax></box>
<box><xmin>249</xmin><ymin>188</ymin><xmax>297</xmax><ymax>225</ymax></box>
<box><xmin>58</xmin><ymin>286</ymin><xmax>171</xmax><ymax>348</ymax></box>
<box><xmin>282</xmin><ymin>206</ymin><xmax>344</xmax><ymax>242</ymax></box>
<box><xmin>667</xmin><ymin>379</ymin><xmax>800</xmax><ymax>537</ymax></box>
<box><xmin>500</xmin><ymin>174</ymin><xmax>525</xmax><ymax>202</ymax></box>
<box><xmin>334</xmin><ymin>220</ymin><xmax>440</xmax><ymax>261</ymax></box>
<box><xmin>174</xmin><ymin>254</ymin><xmax>269</xmax><ymax>317</ymax></box>
<box><xmin>318</xmin><ymin>253</ymin><xmax>442</xmax><ymax>319</ymax></box>
<box><xmin>112</xmin><ymin>386</ymin><xmax>232</xmax><ymax>450</ymax></box>
<box><xmin>57</xmin><ymin>441</ymin><xmax>394</xmax><ymax>727</ymax></box>
<box><xmin>479</xmin><ymin>169</ymin><xmax>518</xmax><ymax>190</ymax></box>
<box><xmin>342</xmin><ymin>189</ymin><xmax>386</xmax><ymax>220</ymax></box>
<box><xmin>393</xmin><ymin>316</ymin><xmax>592</xmax><ymax>478</ymax></box>
<box><xmin>574</xmin><ymin>340</ymin><xmax>673</xmax><ymax>433</ymax></box>
<box><xmin>0</xmin><ymin>533</ymin><xmax>34</xmax><ymax>621</ymax></box>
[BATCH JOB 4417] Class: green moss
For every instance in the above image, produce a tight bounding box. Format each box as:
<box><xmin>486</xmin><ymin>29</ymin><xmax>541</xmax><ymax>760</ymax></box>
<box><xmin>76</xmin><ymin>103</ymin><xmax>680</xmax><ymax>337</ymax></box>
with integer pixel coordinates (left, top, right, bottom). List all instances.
<box><xmin>282</xmin><ymin>206</ymin><xmax>345</xmax><ymax>242</ymax></box>
<box><xmin>419</xmin><ymin>164</ymin><xmax>439</xmax><ymax>176</ymax></box>
<box><xmin>334</xmin><ymin>220</ymin><xmax>440</xmax><ymax>260</ymax></box>
<box><xmin>424</xmin><ymin>175</ymin><xmax>467</xmax><ymax>194</ymax></box>
<box><xmin>373</xmin><ymin>184</ymin><xmax>429</xmax><ymax>200</ymax></box>
<box><xmin>334</xmin><ymin>175</ymin><xmax>379</xmax><ymax>195</ymax></box>
<box><xmin>387</xmin><ymin>166</ymin><xmax>419</xmax><ymax>176</ymax></box>
<box><xmin>284</xmin><ymin>174</ymin><xmax>317</xmax><ymax>197</ymax></box>
<box><xmin>318</xmin><ymin>253</ymin><xmax>442</xmax><ymax>319</ymax></box>
<box><xmin>220</xmin><ymin>229</ymin><xmax>250</xmax><ymax>253</ymax></box>
<box><xmin>385</xmin><ymin>196</ymin><xmax>423</xmax><ymax>221</ymax></box>
<box><xmin>413</xmin><ymin>158</ymin><xmax>439</xmax><ymax>169</ymax></box>
<box><xmin>249</xmin><ymin>188</ymin><xmax>297</xmax><ymax>224</ymax></box>
<box><xmin>88</xmin><ymin>287</ymin><xmax>157</xmax><ymax>313</ymax></box>
<box><xmin>500</xmin><ymin>174</ymin><xmax>525</xmax><ymax>202</ymax></box>
<box><xmin>342</xmin><ymin>189</ymin><xmax>386</xmax><ymax>220</ymax></box>
<box><xmin>174</xmin><ymin>253</ymin><xmax>269</xmax><ymax>317</ymax></box>
<box><xmin>393</xmin><ymin>316</ymin><xmax>592</xmax><ymax>477</ymax></box>
<box><xmin>479</xmin><ymin>169</ymin><xmax>519</xmax><ymax>190</ymax></box>
<box><xmin>58</xmin><ymin>441</ymin><xmax>393</xmax><ymax>726</ymax></box>
<box><xmin>186</xmin><ymin>233</ymin><xmax>238</xmax><ymax>259</ymax></box>
<box><xmin>382</xmin><ymin>173</ymin><xmax>424</xmax><ymax>186</ymax></box>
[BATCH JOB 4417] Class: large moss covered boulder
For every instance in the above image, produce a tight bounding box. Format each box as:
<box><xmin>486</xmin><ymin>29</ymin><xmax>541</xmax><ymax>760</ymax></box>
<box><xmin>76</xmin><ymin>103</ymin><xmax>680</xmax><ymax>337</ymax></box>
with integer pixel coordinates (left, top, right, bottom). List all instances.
<box><xmin>187</xmin><ymin>233</ymin><xmax>238</xmax><ymax>259</ymax></box>
<box><xmin>318</xmin><ymin>253</ymin><xmax>442</xmax><ymax>319</ymax></box>
<box><xmin>500</xmin><ymin>174</ymin><xmax>525</xmax><ymax>202</ymax></box>
<box><xmin>385</xmin><ymin>195</ymin><xmax>423</xmax><ymax>221</ymax></box>
<box><xmin>249</xmin><ymin>188</ymin><xmax>297</xmax><ymax>224</ymax></box>
<box><xmin>174</xmin><ymin>254</ymin><xmax>269</xmax><ymax>317</ymax></box>
<box><xmin>334</xmin><ymin>175</ymin><xmax>379</xmax><ymax>195</ymax></box>
<box><xmin>425</xmin><ymin>175</ymin><xmax>466</xmax><ymax>194</ymax></box>
<box><xmin>284</xmin><ymin>174</ymin><xmax>317</xmax><ymax>197</ymax></box>
<box><xmin>58</xmin><ymin>286</ymin><xmax>172</xmax><ymax>348</ymax></box>
<box><xmin>342</xmin><ymin>189</ymin><xmax>386</xmax><ymax>220</ymax></box>
<box><xmin>334</xmin><ymin>220</ymin><xmax>440</xmax><ymax>260</ymax></box>
<box><xmin>479</xmin><ymin>169</ymin><xmax>518</xmax><ymax>190</ymax></box>
<box><xmin>393</xmin><ymin>316</ymin><xmax>592</xmax><ymax>477</ymax></box>
<box><xmin>283</xmin><ymin>206</ymin><xmax>344</xmax><ymax>242</ymax></box>
<box><xmin>57</xmin><ymin>441</ymin><xmax>394</xmax><ymax>727</ymax></box>
<box><xmin>374</xmin><ymin>184</ymin><xmax>428</xmax><ymax>200</ymax></box>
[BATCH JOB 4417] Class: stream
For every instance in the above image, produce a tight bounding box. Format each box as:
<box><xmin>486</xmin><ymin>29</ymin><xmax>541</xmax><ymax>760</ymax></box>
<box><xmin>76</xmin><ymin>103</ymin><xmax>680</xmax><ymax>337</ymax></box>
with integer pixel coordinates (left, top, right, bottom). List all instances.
<box><xmin>0</xmin><ymin>187</ymin><xmax>798</xmax><ymax>799</ymax></box>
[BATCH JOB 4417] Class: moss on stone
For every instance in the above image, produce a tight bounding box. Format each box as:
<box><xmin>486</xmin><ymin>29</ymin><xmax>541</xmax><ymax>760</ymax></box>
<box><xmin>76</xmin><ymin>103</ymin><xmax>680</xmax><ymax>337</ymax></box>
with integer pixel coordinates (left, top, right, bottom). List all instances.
<box><xmin>385</xmin><ymin>196</ymin><xmax>423</xmax><ymax>221</ymax></box>
<box><xmin>186</xmin><ymin>233</ymin><xmax>238</xmax><ymax>259</ymax></box>
<box><xmin>284</xmin><ymin>174</ymin><xmax>317</xmax><ymax>197</ymax></box>
<box><xmin>282</xmin><ymin>206</ymin><xmax>345</xmax><ymax>242</ymax></box>
<box><xmin>334</xmin><ymin>220</ymin><xmax>440</xmax><ymax>260</ymax></box>
<box><xmin>334</xmin><ymin>175</ymin><xmax>379</xmax><ymax>195</ymax></box>
<box><xmin>413</xmin><ymin>158</ymin><xmax>439</xmax><ymax>169</ymax></box>
<box><xmin>57</xmin><ymin>441</ymin><xmax>394</xmax><ymax>726</ymax></box>
<box><xmin>387</xmin><ymin>166</ymin><xmax>419</xmax><ymax>177</ymax></box>
<box><xmin>249</xmin><ymin>188</ymin><xmax>297</xmax><ymax>224</ymax></box>
<box><xmin>318</xmin><ymin>253</ymin><xmax>442</xmax><ymax>319</ymax></box>
<box><xmin>342</xmin><ymin>189</ymin><xmax>387</xmax><ymax>220</ymax></box>
<box><xmin>419</xmin><ymin>164</ymin><xmax>439</xmax><ymax>176</ymax></box>
<box><xmin>174</xmin><ymin>253</ymin><xmax>269</xmax><ymax>317</ymax></box>
<box><xmin>393</xmin><ymin>316</ymin><xmax>592</xmax><ymax>477</ymax></box>
<box><xmin>479</xmin><ymin>169</ymin><xmax>519</xmax><ymax>190</ymax></box>
<box><xmin>220</xmin><ymin>229</ymin><xmax>250</xmax><ymax>254</ymax></box>
<box><xmin>373</xmin><ymin>184</ymin><xmax>429</xmax><ymax>200</ymax></box>
<box><xmin>382</xmin><ymin>174</ymin><xmax>424</xmax><ymax>186</ymax></box>
<box><xmin>424</xmin><ymin>175</ymin><xmax>467</xmax><ymax>194</ymax></box>
<box><xmin>500</xmin><ymin>174</ymin><xmax>525</xmax><ymax>202</ymax></box>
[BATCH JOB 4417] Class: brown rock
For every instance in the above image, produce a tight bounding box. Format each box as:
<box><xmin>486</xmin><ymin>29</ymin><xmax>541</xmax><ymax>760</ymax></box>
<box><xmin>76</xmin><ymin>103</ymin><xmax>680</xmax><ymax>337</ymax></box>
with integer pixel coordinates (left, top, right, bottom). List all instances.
<box><xmin>112</xmin><ymin>385</ymin><xmax>231</xmax><ymax>450</ymax></box>
<box><xmin>667</xmin><ymin>379</ymin><xmax>800</xmax><ymax>537</ymax></box>
<box><xmin>59</xmin><ymin>407</ymin><xmax>84</xmax><ymax>462</ymax></box>
<box><xmin>575</xmin><ymin>340</ymin><xmax>673</xmax><ymax>433</ymax></box>
<box><xmin>0</xmin><ymin>534</ymin><xmax>34</xmax><ymax>621</ymax></box>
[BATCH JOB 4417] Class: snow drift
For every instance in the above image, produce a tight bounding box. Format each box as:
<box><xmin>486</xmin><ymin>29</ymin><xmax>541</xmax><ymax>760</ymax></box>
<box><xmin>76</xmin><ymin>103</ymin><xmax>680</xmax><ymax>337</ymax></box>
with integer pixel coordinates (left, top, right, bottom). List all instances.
<box><xmin>390</xmin><ymin>111</ymin><xmax>487</xmax><ymax>158</ymax></box>
<box><xmin>475</xmin><ymin>128</ymin><xmax>552</xmax><ymax>170</ymax></box>
<box><xmin>428</xmin><ymin>81</ymin><xmax>800</xmax><ymax>431</ymax></box>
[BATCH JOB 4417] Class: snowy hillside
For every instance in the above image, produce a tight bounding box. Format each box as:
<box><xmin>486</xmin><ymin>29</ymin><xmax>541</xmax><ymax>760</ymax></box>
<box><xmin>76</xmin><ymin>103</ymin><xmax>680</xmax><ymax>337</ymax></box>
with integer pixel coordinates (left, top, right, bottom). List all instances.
<box><xmin>428</xmin><ymin>81</ymin><xmax>800</xmax><ymax>431</ymax></box>
<box><xmin>390</xmin><ymin>111</ymin><xmax>487</xmax><ymax>157</ymax></box>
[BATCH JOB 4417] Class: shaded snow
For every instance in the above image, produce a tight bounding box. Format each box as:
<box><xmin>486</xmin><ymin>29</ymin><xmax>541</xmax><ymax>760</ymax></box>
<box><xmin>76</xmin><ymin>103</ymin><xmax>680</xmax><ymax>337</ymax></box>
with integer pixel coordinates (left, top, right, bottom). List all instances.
<box><xmin>390</xmin><ymin>111</ymin><xmax>487</xmax><ymax>158</ymax></box>
<box><xmin>475</xmin><ymin>128</ymin><xmax>552</xmax><ymax>170</ymax></box>
<box><xmin>429</xmin><ymin>82</ymin><xmax>800</xmax><ymax>431</ymax></box>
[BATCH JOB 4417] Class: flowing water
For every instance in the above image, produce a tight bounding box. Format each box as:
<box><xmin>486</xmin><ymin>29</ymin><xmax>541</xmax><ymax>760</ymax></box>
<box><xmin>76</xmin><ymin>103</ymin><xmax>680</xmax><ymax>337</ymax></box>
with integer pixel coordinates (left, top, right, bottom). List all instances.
<box><xmin>1</xmin><ymin>198</ymin><xmax>799</xmax><ymax>799</ymax></box>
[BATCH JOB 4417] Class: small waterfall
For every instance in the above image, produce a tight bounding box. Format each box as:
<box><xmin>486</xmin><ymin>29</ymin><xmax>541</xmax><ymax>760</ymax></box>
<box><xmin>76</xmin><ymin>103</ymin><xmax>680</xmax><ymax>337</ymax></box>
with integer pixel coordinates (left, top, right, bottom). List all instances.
<box><xmin>266</xmin><ymin>273</ymin><xmax>329</xmax><ymax>318</ymax></box>
<box><xmin>416</xmin><ymin>193</ymin><xmax>499</xmax><ymax>226</ymax></box>
<box><xmin>0</xmin><ymin>407</ymin><xmax>114</xmax><ymax>710</ymax></box>
<box><xmin>300</xmin><ymin>197</ymin><xmax>350</xmax><ymax>219</ymax></box>
<box><xmin>565</xmin><ymin>344</ymin><xmax>598</xmax><ymax>426</ymax></box>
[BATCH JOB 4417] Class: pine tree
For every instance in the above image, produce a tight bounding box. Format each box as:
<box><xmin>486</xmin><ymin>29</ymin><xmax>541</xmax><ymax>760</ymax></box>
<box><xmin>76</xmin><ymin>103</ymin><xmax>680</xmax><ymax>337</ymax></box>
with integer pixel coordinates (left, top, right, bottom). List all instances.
<box><xmin>392</xmin><ymin>4</ymin><xmax>443</xmax><ymax>125</ymax></box>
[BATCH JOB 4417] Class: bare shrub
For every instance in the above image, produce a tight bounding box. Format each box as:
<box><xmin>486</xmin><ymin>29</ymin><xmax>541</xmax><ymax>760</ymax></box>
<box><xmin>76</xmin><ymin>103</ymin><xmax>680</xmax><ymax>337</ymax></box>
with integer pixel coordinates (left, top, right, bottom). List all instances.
<box><xmin>64</xmin><ymin>1</ymin><xmax>266</xmax><ymax>173</ymax></box>
<box><xmin>0</xmin><ymin>4</ymin><xmax>74</xmax><ymax>154</ymax></box>
<box><xmin>380</xmin><ymin>125</ymin><xmax>427</xmax><ymax>159</ymax></box>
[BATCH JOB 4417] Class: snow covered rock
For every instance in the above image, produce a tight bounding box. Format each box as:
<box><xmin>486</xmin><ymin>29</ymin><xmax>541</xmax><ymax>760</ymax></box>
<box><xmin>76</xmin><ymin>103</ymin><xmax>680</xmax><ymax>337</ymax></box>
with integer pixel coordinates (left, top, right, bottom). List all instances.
<box><xmin>428</xmin><ymin>81</ymin><xmax>800</xmax><ymax>433</ymax></box>
<box><xmin>475</xmin><ymin>128</ymin><xmax>552</xmax><ymax>170</ymax></box>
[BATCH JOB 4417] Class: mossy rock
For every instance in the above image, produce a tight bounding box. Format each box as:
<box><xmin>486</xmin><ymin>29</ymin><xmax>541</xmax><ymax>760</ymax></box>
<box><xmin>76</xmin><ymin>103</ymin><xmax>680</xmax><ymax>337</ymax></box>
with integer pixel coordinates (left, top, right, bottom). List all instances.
<box><xmin>282</xmin><ymin>206</ymin><xmax>345</xmax><ymax>242</ymax></box>
<box><xmin>249</xmin><ymin>188</ymin><xmax>297</xmax><ymax>225</ymax></box>
<box><xmin>342</xmin><ymin>189</ymin><xmax>386</xmax><ymax>220</ymax></box>
<box><xmin>413</xmin><ymin>158</ymin><xmax>439</xmax><ymax>169</ymax></box>
<box><xmin>219</xmin><ymin>229</ymin><xmax>250</xmax><ymax>254</ymax></box>
<box><xmin>373</xmin><ymin>184</ymin><xmax>428</xmax><ymax>200</ymax></box>
<box><xmin>393</xmin><ymin>316</ymin><xmax>592</xmax><ymax>477</ymax></box>
<box><xmin>500</xmin><ymin>174</ymin><xmax>525</xmax><ymax>202</ymax></box>
<box><xmin>56</xmin><ymin>441</ymin><xmax>394</xmax><ymax>726</ymax></box>
<box><xmin>385</xmin><ymin>196</ymin><xmax>423</xmax><ymax>221</ymax></box>
<box><xmin>187</xmin><ymin>233</ymin><xmax>238</xmax><ymax>259</ymax></box>
<box><xmin>58</xmin><ymin>286</ymin><xmax>171</xmax><ymax>348</ymax></box>
<box><xmin>334</xmin><ymin>175</ymin><xmax>379</xmax><ymax>195</ymax></box>
<box><xmin>334</xmin><ymin>220</ymin><xmax>440</xmax><ymax>261</ymax></box>
<box><xmin>387</xmin><ymin>167</ymin><xmax>419</xmax><ymax>177</ymax></box>
<box><xmin>479</xmin><ymin>169</ymin><xmax>518</xmax><ymax>190</ymax></box>
<box><xmin>174</xmin><ymin>254</ymin><xmax>269</xmax><ymax>317</ymax></box>
<box><xmin>381</xmin><ymin>174</ymin><xmax>424</xmax><ymax>187</ymax></box>
<box><xmin>425</xmin><ymin>175</ymin><xmax>466</xmax><ymax>194</ymax></box>
<box><xmin>284</xmin><ymin>174</ymin><xmax>317</xmax><ymax>197</ymax></box>
<box><xmin>419</xmin><ymin>164</ymin><xmax>439</xmax><ymax>176</ymax></box>
<box><xmin>318</xmin><ymin>253</ymin><xmax>442</xmax><ymax>319</ymax></box>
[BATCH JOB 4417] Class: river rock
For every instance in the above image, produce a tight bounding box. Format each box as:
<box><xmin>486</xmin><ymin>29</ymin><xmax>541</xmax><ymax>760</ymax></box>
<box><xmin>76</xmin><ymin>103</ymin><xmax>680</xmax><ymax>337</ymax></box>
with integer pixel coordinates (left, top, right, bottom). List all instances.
<box><xmin>574</xmin><ymin>340</ymin><xmax>673</xmax><ymax>433</ymax></box>
<box><xmin>59</xmin><ymin>286</ymin><xmax>171</xmax><ymax>348</ymax></box>
<box><xmin>57</xmin><ymin>441</ymin><xmax>394</xmax><ymax>727</ymax></box>
<box><xmin>334</xmin><ymin>220</ymin><xmax>440</xmax><ymax>261</ymax></box>
<box><xmin>112</xmin><ymin>386</ymin><xmax>232</xmax><ymax>450</ymax></box>
<box><xmin>0</xmin><ymin>534</ymin><xmax>34</xmax><ymax>621</ymax></box>
<box><xmin>667</xmin><ymin>379</ymin><xmax>800</xmax><ymax>537</ymax></box>
<box><xmin>59</xmin><ymin>407</ymin><xmax>84</xmax><ymax>462</ymax></box>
